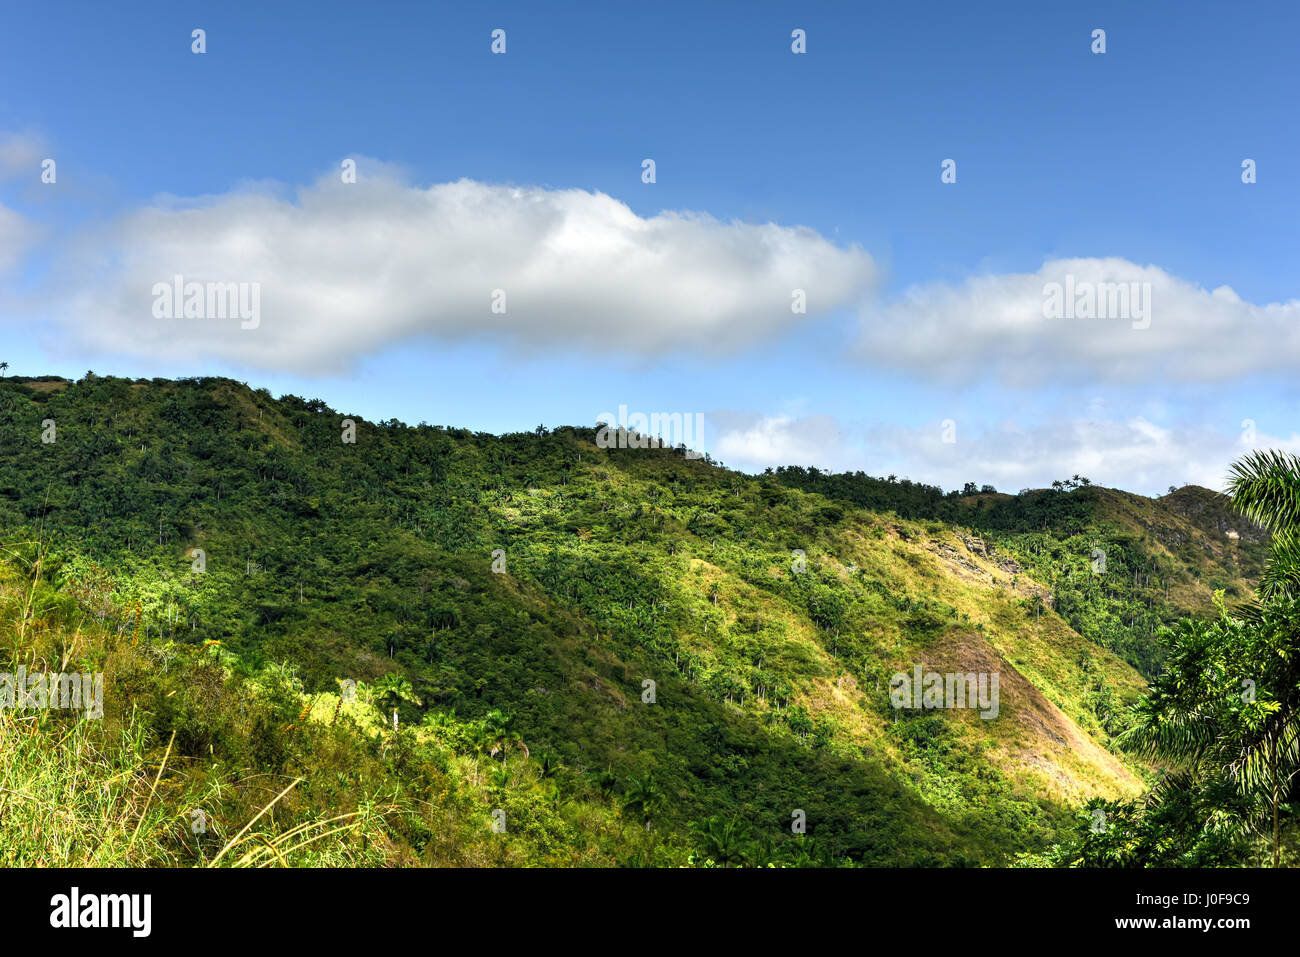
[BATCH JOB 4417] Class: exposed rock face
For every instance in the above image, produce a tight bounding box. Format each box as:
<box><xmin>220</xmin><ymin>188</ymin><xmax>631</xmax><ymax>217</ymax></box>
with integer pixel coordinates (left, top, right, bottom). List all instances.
<box><xmin>963</xmin><ymin>535</ymin><xmax>1021</xmax><ymax>574</ymax></box>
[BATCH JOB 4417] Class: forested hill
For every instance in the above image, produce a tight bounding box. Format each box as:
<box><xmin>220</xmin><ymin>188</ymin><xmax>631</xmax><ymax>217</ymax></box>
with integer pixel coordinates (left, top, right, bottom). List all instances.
<box><xmin>0</xmin><ymin>374</ymin><xmax>1262</xmax><ymax>866</ymax></box>
<box><xmin>770</xmin><ymin>467</ymin><xmax>1267</xmax><ymax>677</ymax></box>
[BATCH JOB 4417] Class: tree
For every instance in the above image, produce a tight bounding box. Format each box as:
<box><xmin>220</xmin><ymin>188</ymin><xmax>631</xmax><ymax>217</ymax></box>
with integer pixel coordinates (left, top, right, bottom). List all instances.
<box><xmin>1227</xmin><ymin>449</ymin><xmax>1300</xmax><ymax>601</ymax></box>
<box><xmin>0</xmin><ymin>361</ymin><xmax>8</xmax><ymax>375</ymax></box>
<box><xmin>372</xmin><ymin>672</ymin><xmax>421</xmax><ymax>724</ymax></box>
<box><xmin>1026</xmin><ymin>775</ymin><xmax>1251</xmax><ymax>868</ymax></box>
<box><xmin>478</xmin><ymin>708</ymin><xmax>527</xmax><ymax>760</ymax></box>
<box><xmin>787</xmin><ymin>834</ymin><xmax>839</xmax><ymax>868</ymax></box>
<box><xmin>594</xmin><ymin>765</ymin><xmax>618</xmax><ymax>797</ymax></box>
<box><xmin>1119</xmin><ymin>596</ymin><xmax>1300</xmax><ymax>867</ymax></box>
<box><xmin>535</xmin><ymin>750</ymin><xmax>561</xmax><ymax>779</ymax></box>
<box><xmin>689</xmin><ymin>815</ymin><xmax>750</xmax><ymax>866</ymax></box>
<box><xmin>620</xmin><ymin>773</ymin><xmax>667</xmax><ymax>830</ymax></box>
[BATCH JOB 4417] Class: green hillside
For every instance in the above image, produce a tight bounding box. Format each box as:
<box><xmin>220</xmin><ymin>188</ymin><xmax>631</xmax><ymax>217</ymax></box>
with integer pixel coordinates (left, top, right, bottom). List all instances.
<box><xmin>771</xmin><ymin>468</ymin><xmax>1267</xmax><ymax>678</ymax></box>
<box><xmin>0</xmin><ymin>374</ymin><xmax>1261</xmax><ymax>866</ymax></box>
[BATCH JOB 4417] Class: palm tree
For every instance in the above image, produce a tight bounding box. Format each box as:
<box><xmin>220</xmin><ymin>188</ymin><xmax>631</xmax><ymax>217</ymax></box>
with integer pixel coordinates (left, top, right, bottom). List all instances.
<box><xmin>620</xmin><ymin>773</ymin><xmax>667</xmax><ymax>830</ymax></box>
<box><xmin>688</xmin><ymin>815</ymin><xmax>750</xmax><ymax>867</ymax></box>
<box><xmin>594</xmin><ymin>765</ymin><xmax>618</xmax><ymax>797</ymax></box>
<box><xmin>0</xmin><ymin>361</ymin><xmax>8</xmax><ymax>375</ymax></box>
<box><xmin>372</xmin><ymin>673</ymin><xmax>421</xmax><ymax>725</ymax></box>
<box><xmin>1120</xmin><ymin>597</ymin><xmax>1300</xmax><ymax>866</ymax></box>
<box><xmin>746</xmin><ymin>830</ymin><xmax>779</xmax><ymax>867</ymax></box>
<box><xmin>1227</xmin><ymin>449</ymin><xmax>1300</xmax><ymax>601</ymax></box>
<box><xmin>787</xmin><ymin>835</ymin><xmax>837</xmax><ymax>868</ymax></box>
<box><xmin>478</xmin><ymin>709</ymin><xmax>527</xmax><ymax>760</ymax></box>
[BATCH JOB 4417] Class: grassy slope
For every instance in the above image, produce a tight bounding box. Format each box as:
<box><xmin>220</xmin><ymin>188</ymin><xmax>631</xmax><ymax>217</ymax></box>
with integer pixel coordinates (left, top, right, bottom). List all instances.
<box><xmin>1</xmin><ymin>550</ymin><xmax>704</xmax><ymax>866</ymax></box>
<box><xmin>0</xmin><ymin>374</ymin><xmax>1243</xmax><ymax>865</ymax></box>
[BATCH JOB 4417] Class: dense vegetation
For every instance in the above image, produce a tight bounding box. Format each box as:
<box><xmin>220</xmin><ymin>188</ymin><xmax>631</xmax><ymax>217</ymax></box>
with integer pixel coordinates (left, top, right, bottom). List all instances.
<box><xmin>0</xmin><ymin>374</ymin><xmax>1278</xmax><ymax>866</ymax></box>
<box><xmin>1021</xmin><ymin>452</ymin><xmax>1300</xmax><ymax>867</ymax></box>
<box><xmin>773</xmin><ymin>467</ymin><xmax>1268</xmax><ymax>679</ymax></box>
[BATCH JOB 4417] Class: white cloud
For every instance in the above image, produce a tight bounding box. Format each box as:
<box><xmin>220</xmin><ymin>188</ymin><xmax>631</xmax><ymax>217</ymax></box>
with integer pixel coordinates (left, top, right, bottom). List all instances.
<box><xmin>0</xmin><ymin>132</ymin><xmax>44</xmax><ymax>182</ymax></box>
<box><xmin>858</xmin><ymin>258</ymin><xmax>1300</xmax><ymax>386</ymax></box>
<box><xmin>711</xmin><ymin>410</ymin><xmax>1300</xmax><ymax>496</ymax></box>
<box><xmin>39</xmin><ymin>167</ymin><xmax>876</xmax><ymax>374</ymax></box>
<box><xmin>711</xmin><ymin>412</ymin><xmax>855</xmax><ymax>471</ymax></box>
<box><xmin>16</xmin><ymin>148</ymin><xmax>1298</xmax><ymax>396</ymax></box>
<box><xmin>872</xmin><ymin>417</ymin><xmax>1272</xmax><ymax>494</ymax></box>
<box><xmin>0</xmin><ymin>204</ymin><xmax>36</xmax><ymax>273</ymax></box>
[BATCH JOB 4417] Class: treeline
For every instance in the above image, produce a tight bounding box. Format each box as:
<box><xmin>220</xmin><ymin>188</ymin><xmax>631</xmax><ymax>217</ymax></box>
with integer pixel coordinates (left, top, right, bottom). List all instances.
<box><xmin>767</xmin><ymin>465</ymin><xmax>1098</xmax><ymax>534</ymax></box>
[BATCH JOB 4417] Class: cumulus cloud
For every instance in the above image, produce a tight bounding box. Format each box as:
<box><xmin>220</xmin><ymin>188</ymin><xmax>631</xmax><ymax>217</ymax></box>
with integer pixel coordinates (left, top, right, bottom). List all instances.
<box><xmin>40</xmin><ymin>168</ymin><xmax>875</xmax><ymax>374</ymax></box>
<box><xmin>870</xmin><ymin>417</ymin><xmax>1300</xmax><ymax>494</ymax></box>
<box><xmin>19</xmin><ymin>150</ymin><xmax>1298</xmax><ymax>393</ymax></box>
<box><xmin>858</xmin><ymin>257</ymin><xmax>1300</xmax><ymax>386</ymax></box>
<box><xmin>711</xmin><ymin>411</ymin><xmax>855</xmax><ymax>471</ymax></box>
<box><xmin>0</xmin><ymin>204</ymin><xmax>36</xmax><ymax>274</ymax></box>
<box><xmin>711</xmin><ymin>410</ymin><xmax>1300</xmax><ymax>495</ymax></box>
<box><xmin>0</xmin><ymin>132</ymin><xmax>44</xmax><ymax>182</ymax></box>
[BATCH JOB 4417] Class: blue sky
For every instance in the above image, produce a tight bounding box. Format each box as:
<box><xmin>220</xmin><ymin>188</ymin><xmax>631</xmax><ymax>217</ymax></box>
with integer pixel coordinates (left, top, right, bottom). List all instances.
<box><xmin>1</xmin><ymin>0</ymin><xmax>1297</xmax><ymax>493</ymax></box>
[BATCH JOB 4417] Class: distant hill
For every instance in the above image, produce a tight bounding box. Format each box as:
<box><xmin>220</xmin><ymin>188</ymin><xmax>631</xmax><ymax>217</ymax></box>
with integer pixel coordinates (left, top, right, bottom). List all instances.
<box><xmin>1159</xmin><ymin>483</ymin><xmax>1270</xmax><ymax>545</ymax></box>
<box><xmin>772</xmin><ymin>468</ymin><xmax>1267</xmax><ymax>678</ymax></box>
<box><xmin>0</xmin><ymin>374</ymin><xmax>1264</xmax><ymax>866</ymax></box>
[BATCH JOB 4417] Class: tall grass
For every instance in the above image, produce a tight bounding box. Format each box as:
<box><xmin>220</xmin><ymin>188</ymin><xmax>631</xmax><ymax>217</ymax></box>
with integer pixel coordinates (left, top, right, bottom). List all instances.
<box><xmin>0</xmin><ymin>708</ymin><xmax>393</xmax><ymax>866</ymax></box>
<box><xmin>0</xmin><ymin>709</ymin><xmax>174</xmax><ymax>865</ymax></box>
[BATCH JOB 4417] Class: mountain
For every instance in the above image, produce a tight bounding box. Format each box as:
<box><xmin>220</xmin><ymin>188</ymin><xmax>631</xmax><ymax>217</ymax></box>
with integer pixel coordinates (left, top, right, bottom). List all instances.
<box><xmin>0</xmin><ymin>374</ymin><xmax>1262</xmax><ymax>866</ymax></box>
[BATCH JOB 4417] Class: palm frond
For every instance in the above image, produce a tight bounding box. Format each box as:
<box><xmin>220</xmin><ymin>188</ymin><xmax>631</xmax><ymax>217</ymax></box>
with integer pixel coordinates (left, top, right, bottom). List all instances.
<box><xmin>1226</xmin><ymin>449</ymin><xmax>1300</xmax><ymax>533</ymax></box>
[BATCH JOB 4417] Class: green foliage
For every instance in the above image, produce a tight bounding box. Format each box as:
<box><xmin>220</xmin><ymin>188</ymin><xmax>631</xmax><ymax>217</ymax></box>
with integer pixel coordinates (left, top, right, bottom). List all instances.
<box><xmin>1228</xmin><ymin>449</ymin><xmax>1300</xmax><ymax>601</ymax></box>
<box><xmin>0</xmin><ymin>375</ymin><xmax>1213</xmax><ymax>866</ymax></box>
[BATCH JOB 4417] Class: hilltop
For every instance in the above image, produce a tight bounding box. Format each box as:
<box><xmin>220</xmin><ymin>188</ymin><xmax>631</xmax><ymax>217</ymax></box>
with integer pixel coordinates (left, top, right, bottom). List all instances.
<box><xmin>0</xmin><ymin>374</ymin><xmax>1263</xmax><ymax>865</ymax></box>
